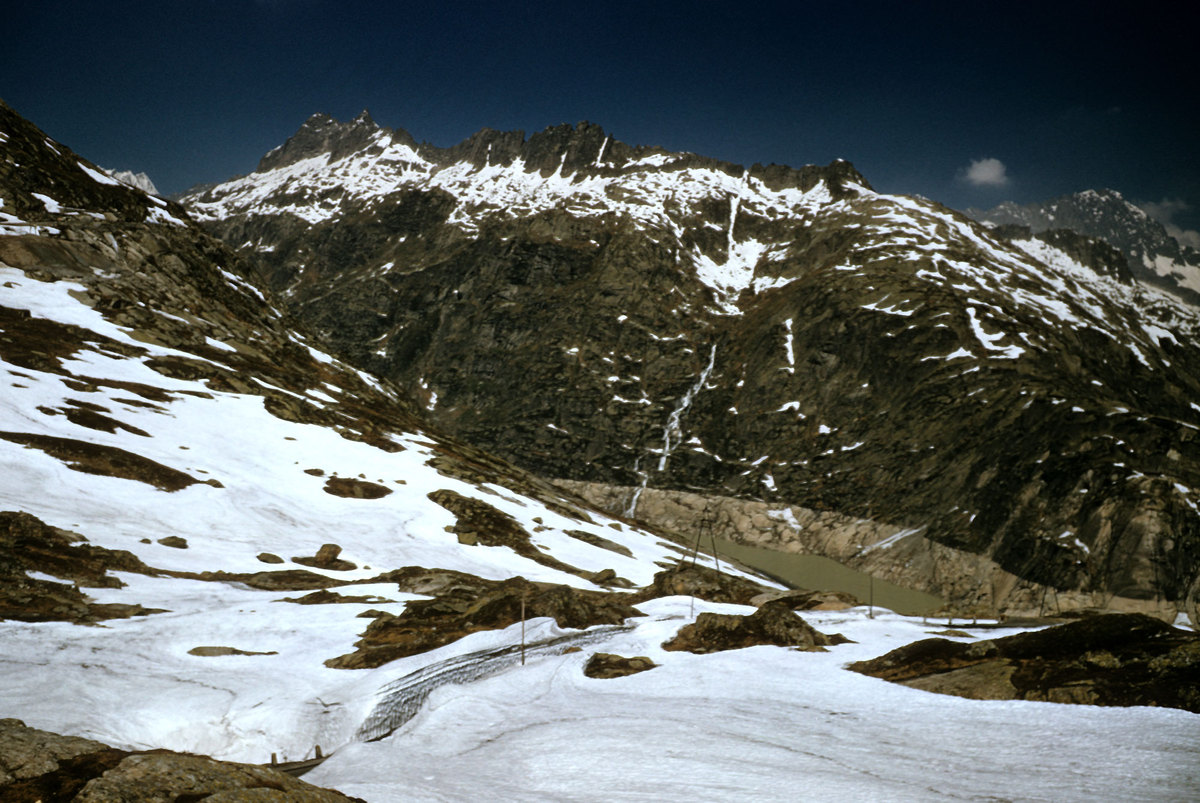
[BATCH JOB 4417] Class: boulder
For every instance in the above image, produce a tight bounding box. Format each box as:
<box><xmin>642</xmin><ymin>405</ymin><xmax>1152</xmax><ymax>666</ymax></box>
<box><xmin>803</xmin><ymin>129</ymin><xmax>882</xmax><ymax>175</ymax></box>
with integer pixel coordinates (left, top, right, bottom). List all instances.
<box><xmin>292</xmin><ymin>544</ymin><xmax>356</xmax><ymax>571</ymax></box>
<box><xmin>583</xmin><ymin>652</ymin><xmax>657</xmax><ymax>678</ymax></box>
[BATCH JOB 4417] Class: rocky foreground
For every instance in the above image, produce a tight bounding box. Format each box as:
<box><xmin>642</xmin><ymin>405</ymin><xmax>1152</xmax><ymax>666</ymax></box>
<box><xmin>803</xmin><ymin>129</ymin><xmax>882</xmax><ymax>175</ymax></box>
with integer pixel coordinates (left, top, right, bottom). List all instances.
<box><xmin>850</xmin><ymin>612</ymin><xmax>1200</xmax><ymax>712</ymax></box>
<box><xmin>0</xmin><ymin>719</ymin><xmax>357</xmax><ymax>802</ymax></box>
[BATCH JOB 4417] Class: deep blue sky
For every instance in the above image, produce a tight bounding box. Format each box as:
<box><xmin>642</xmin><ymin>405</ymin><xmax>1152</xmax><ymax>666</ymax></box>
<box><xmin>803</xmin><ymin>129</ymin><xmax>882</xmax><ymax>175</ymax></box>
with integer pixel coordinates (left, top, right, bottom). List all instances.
<box><xmin>5</xmin><ymin>1</ymin><xmax>1197</xmax><ymax>234</ymax></box>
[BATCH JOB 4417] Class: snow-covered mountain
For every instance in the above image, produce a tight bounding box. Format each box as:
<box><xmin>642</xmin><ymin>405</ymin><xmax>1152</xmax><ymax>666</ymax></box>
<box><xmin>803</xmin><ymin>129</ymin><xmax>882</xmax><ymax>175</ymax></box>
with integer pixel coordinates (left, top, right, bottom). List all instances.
<box><xmin>969</xmin><ymin>189</ymin><xmax>1200</xmax><ymax>306</ymax></box>
<box><xmin>102</xmin><ymin>166</ymin><xmax>159</xmax><ymax>195</ymax></box>
<box><xmin>4</xmin><ymin>102</ymin><xmax>1200</xmax><ymax>802</ymax></box>
<box><xmin>183</xmin><ymin>112</ymin><xmax>1200</xmax><ymax>622</ymax></box>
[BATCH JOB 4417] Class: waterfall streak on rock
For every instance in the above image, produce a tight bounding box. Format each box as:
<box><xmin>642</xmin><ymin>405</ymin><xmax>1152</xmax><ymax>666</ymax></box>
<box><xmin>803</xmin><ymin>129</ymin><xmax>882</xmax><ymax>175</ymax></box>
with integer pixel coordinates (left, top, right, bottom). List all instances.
<box><xmin>657</xmin><ymin>345</ymin><xmax>717</xmax><ymax>472</ymax></box>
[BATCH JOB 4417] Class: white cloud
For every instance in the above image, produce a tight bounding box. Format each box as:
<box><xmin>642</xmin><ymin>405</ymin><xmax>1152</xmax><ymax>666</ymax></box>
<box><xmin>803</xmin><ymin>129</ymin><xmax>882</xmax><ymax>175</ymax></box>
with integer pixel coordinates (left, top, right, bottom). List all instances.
<box><xmin>963</xmin><ymin>157</ymin><xmax>1009</xmax><ymax>187</ymax></box>
<box><xmin>1138</xmin><ymin>198</ymin><xmax>1200</xmax><ymax>251</ymax></box>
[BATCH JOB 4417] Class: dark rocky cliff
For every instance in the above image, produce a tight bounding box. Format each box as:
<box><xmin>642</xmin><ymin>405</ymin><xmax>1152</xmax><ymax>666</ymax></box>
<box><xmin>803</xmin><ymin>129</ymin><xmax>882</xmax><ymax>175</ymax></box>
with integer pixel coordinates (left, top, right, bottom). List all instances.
<box><xmin>181</xmin><ymin>112</ymin><xmax>1200</xmax><ymax>620</ymax></box>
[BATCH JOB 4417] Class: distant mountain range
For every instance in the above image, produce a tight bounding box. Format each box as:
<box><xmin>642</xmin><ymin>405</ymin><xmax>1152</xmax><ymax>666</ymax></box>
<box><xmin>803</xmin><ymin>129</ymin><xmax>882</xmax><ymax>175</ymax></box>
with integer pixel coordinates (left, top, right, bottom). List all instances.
<box><xmin>182</xmin><ymin>111</ymin><xmax>1200</xmax><ymax>620</ymax></box>
<box><xmin>968</xmin><ymin>189</ymin><xmax>1200</xmax><ymax>306</ymax></box>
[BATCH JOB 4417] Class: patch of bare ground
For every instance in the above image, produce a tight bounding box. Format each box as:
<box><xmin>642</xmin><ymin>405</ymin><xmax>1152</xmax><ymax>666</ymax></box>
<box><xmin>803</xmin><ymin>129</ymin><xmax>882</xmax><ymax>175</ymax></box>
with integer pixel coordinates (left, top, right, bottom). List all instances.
<box><xmin>428</xmin><ymin>488</ymin><xmax>591</xmax><ymax>579</ymax></box>
<box><xmin>0</xmin><ymin>510</ymin><xmax>165</xmax><ymax>624</ymax></box>
<box><xmin>321</xmin><ymin>477</ymin><xmax>392</xmax><ymax>499</ymax></box>
<box><xmin>0</xmin><ymin>431</ymin><xmax>209</xmax><ymax>491</ymax></box>
<box><xmin>279</xmin><ymin>589</ymin><xmax>395</xmax><ymax>605</ymax></box>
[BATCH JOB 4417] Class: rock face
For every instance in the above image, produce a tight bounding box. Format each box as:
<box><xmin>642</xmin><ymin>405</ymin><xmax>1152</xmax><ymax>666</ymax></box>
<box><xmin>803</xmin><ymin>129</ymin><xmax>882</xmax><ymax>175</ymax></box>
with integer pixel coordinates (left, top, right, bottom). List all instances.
<box><xmin>848</xmin><ymin>613</ymin><xmax>1200</xmax><ymax>712</ymax></box>
<box><xmin>0</xmin><ymin>718</ymin><xmax>358</xmax><ymax>802</ymax></box>
<box><xmin>181</xmin><ymin>111</ymin><xmax>1200</xmax><ymax>620</ymax></box>
<box><xmin>662</xmin><ymin>600</ymin><xmax>847</xmax><ymax>654</ymax></box>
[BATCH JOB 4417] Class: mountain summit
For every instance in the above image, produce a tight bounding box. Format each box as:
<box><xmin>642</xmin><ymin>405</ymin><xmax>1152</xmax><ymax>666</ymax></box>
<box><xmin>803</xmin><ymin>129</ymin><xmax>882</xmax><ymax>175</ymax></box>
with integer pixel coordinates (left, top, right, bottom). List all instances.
<box><xmin>969</xmin><ymin>189</ymin><xmax>1200</xmax><ymax>306</ymax></box>
<box><xmin>182</xmin><ymin>112</ymin><xmax>1200</xmax><ymax>623</ymax></box>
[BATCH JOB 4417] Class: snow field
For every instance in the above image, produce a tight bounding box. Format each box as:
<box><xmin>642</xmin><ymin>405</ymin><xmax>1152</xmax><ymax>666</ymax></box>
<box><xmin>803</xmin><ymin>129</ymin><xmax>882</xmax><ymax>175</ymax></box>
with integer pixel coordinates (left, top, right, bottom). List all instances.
<box><xmin>307</xmin><ymin>599</ymin><xmax>1200</xmax><ymax>802</ymax></box>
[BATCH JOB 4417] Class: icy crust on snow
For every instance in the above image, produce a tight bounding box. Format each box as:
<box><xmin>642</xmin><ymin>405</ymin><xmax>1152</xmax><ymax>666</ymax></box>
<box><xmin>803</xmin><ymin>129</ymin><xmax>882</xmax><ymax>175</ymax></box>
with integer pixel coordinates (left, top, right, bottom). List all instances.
<box><xmin>311</xmin><ymin>600</ymin><xmax>1200</xmax><ymax>802</ymax></box>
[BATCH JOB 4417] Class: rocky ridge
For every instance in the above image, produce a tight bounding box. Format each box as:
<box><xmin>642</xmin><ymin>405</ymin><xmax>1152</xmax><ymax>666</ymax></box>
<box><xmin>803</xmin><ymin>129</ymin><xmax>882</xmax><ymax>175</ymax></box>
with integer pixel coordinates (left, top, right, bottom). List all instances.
<box><xmin>182</xmin><ymin>112</ymin><xmax>1200</xmax><ymax>621</ymax></box>
<box><xmin>969</xmin><ymin>189</ymin><xmax>1200</xmax><ymax>305</ymax></box>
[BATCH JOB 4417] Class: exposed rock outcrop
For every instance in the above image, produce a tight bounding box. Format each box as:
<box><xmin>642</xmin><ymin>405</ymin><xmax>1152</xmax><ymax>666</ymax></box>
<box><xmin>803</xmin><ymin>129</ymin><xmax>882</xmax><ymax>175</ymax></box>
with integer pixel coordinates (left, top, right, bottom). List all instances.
<box><xmin>583</xmin><ymin>652</ymin><xmax>657</xmax><ymax>678</ymax></box>
<box><xmin>662</xmin><ymin>600</ymin><xmax>847</xmax><ymax>654</ymax></box>
<box><xmin>848</xmin><ymin>613</ymin><xmax>1200</xmax><ymax>712</ymax></box>
<box><xmin>0</xmin><ymin>510</ymin><xmax>164</xmax><ymax>623</ymax></box>
<box><xmin>0</xmin><ymin>718</ymin><xmax>358</xmax><ymax>801</ymax></box>
<box><xmin>630</xmin><ymin>562</ymin><xmax>773</xmax><ymax>606</ymax></box>
<box><xmin>326</xmin><ymin>576</ymin><xmax>643</xmax><ymax>668</ymax></box>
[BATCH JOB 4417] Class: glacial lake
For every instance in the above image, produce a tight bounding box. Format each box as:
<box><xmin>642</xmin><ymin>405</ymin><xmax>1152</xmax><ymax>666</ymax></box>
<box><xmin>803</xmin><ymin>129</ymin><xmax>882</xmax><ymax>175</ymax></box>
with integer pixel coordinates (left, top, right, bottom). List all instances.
<box><xmin>706</xmin><ymin>536</ymin><xmax>943</xmax><ymax>616</ymax></box>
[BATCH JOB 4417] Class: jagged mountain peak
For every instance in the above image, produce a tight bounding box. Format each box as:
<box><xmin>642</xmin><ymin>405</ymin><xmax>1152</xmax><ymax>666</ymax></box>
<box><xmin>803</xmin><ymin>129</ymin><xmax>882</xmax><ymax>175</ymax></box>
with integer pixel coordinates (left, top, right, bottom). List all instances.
<box><xmin>218</xmin><ymin>109</ymin><xmax>874</xmax><ymax>214</ymax></box>
<box><xmin>100</xmin><ymin>167</ymin><xmax>159</xmax><ymax>195</ymax></box>
<box><xmin>969</xmin><ymin>187</ymin><xmax>1200</xmax><ymax>304</ymax></box>
<box><xmin>255</xmin><ymin>108</ymin><xmax>411</xmax><ymax>173</ymax></box>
